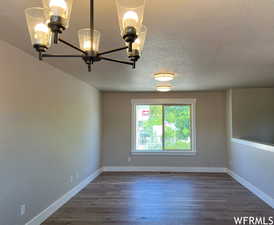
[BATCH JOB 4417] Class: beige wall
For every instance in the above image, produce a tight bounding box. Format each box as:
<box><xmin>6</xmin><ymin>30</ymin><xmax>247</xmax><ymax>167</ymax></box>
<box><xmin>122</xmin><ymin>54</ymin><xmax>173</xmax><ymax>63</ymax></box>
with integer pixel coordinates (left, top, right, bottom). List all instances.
<box><xmin>232</xmin><ymin>88</ymin><xmax>274</xmax><ymax>144</ymax></box>
<box><xmin>0</xmin><ymin>40</ymin><xmax>101</xmax><ymax>225</ymax></box>
<box><xmin>227</xmin><ymin>89</ymin><xmax>274</xmax><ymax>201</ymax></box>
<box><xmin>102</xmin><ymin>91</ymin><xmax>227</xmax><ymax>167</ymax></box>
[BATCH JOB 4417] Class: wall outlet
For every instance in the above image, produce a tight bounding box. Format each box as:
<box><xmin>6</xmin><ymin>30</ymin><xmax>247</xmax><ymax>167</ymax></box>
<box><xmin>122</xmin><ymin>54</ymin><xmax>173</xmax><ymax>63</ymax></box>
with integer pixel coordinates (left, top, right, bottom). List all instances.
<box><xmin>76</xmin><ymin>172</ymin><xmax>79</xmax><ymax>180</ymax></box>
<box><xmin>70</xmin><ymin>175</ymin><xmax>74</xmax><ymax>183</ymax></box>
<box><xmin>20</xmin><ymin>204</ymin><xmax>26</xmax><ymax>216</ymax></box>
<box><xmin>128</xmin><ymin>157</ymin><xmax>132</xmax><ymax>162</ymax></box>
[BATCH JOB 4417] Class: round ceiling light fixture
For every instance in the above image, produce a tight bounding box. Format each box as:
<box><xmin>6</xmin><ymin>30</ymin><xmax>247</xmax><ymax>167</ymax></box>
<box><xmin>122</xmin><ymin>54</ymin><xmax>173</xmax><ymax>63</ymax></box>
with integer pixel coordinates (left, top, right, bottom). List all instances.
<box><xmin>154</xmin><ymin>72</ymin><xmax>175</xmax><ymax>82</ymax></box>
<box><xmin>156</xmin><ymin>84</ymin><xmax>172</xmax><ymax>92</ymax></box>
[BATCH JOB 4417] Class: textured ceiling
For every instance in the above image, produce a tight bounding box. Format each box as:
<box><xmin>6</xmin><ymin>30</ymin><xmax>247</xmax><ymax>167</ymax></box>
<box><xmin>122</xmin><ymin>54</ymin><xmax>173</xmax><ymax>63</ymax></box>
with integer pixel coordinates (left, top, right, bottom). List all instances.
<box><xmin>1</xmin><ymin>0</ymin><xmax>274</xmax><ymax>91</ymax></box>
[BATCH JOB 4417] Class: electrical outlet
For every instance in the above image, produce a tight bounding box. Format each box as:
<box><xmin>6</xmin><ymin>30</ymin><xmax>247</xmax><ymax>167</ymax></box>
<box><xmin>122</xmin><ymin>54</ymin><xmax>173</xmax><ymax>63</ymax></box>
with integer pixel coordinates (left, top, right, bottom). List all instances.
<box><xmin>76</xmin><ymin>172</ymin><xmax>79</xmax><ymax>179</ymax></box>
<box><xmin>128</xmin><ymin>157</ymin><xmax>132</xmax><ymax>162</ymax></box>
<box><xmin>70</xmin><ymin>175</ymin><xmax>74</xmax><ymax>183</ymax></box>
<box><xmin>20</xmin><ymin>204</ymin><xmax>26</xmax><ymax>216</ymax></box>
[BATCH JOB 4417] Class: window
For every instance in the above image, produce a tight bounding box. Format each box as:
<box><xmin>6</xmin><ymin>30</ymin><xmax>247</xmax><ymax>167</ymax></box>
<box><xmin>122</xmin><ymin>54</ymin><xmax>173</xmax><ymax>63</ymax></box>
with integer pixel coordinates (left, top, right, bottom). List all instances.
<box><xmin>132</xmin><ymin>99</ymin><xmax>196</xmax><ymax>155</ymax></box>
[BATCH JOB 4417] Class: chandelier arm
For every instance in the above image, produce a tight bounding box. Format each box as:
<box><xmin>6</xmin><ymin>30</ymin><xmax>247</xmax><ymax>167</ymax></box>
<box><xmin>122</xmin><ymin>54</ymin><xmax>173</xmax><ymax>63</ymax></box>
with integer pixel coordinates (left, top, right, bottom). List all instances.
<box><xmin>100</xmin><ymin>57</ymin><xmax>134</xmax><ymax>66</ymax></box>
<box><xmin>58</xmin><ymin>38</ymin><xmax>87</xmax><ymax>55</ymax></box>
<box><xmin>42</xmin><ymin>54</ymin><xmax>84</xmax><ymax>58</ymax></box>
<box><xmin>98</xmin><ymin>46</ymin><xmax>129</xmax><ymax>56</ymax></box>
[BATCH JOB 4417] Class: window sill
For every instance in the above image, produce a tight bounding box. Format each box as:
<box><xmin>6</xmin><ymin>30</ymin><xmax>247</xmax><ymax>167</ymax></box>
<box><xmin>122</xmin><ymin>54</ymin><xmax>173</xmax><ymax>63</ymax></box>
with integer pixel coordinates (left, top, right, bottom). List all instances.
<box><xmin>131</xmin><ymin>151</ymin><xmax>197</xmax><ymax>156</ymax></box>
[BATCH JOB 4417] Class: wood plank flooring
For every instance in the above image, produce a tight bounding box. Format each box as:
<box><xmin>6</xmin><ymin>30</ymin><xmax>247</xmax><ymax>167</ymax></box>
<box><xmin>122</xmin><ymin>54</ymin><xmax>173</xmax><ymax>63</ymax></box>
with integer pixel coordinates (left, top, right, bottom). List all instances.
<box><xmin>43</xmin><ymin>172</ymin><xmax>274</xmax><ymax>225</ymax></box>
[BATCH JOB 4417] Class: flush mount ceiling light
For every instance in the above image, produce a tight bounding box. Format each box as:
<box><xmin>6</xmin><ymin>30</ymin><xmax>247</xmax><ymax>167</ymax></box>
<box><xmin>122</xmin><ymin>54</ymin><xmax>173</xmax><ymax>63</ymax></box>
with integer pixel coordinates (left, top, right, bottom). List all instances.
<box><xmin>154</xmin><ymin>72</ymin><xmax>175</xmax><ymax>82</ymax></box>
<box><xmin>156</xmin><ymin>84</ymin><xmax>172</xmax><ymax>92</ymax></box>
<box><xmin>25</xmin><ymin>0</ymin><xmax>147</xmax><ymax>72</ymax></box>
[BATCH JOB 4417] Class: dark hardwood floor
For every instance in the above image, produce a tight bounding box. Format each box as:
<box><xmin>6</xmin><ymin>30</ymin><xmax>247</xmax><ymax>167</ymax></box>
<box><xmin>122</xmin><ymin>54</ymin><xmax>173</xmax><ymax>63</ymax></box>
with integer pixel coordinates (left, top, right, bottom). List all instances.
<box><xmin>43</xmin><ymin>172</ymin><xmax>274</xmax><ymax>225</ymax></box>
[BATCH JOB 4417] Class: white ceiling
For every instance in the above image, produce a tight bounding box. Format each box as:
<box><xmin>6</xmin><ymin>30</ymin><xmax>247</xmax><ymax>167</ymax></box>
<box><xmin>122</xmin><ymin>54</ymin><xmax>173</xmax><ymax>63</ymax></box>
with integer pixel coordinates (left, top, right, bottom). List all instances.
<box><xmin>1</xmin><ymin>0</ymin><xmax>274</xmax><ymax>91</ymax></box>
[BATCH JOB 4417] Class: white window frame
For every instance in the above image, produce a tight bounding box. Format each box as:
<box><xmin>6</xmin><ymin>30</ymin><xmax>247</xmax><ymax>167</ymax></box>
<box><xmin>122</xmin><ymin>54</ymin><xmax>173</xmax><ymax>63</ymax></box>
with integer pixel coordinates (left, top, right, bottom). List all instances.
<box><xmin>131</xmin><ymin>98</ymin><xmax>197</xmax><ymax>156</ymax></box>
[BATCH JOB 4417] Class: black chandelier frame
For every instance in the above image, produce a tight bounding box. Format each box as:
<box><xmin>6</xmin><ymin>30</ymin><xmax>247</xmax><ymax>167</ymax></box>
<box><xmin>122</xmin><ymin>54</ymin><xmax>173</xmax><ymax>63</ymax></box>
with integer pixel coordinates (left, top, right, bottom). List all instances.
<box><xmin>35</xmin><ymin>0</ymin><xmax>139</xmax><ymax>71</ymax></box>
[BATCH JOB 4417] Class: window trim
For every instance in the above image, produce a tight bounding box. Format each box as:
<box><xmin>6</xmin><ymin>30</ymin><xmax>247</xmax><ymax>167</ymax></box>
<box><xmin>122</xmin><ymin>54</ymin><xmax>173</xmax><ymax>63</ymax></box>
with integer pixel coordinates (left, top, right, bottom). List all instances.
<box><xmin>131</xmin><ymin>98</ymin><xmax>197</xmax><ymax>155</ymax></box>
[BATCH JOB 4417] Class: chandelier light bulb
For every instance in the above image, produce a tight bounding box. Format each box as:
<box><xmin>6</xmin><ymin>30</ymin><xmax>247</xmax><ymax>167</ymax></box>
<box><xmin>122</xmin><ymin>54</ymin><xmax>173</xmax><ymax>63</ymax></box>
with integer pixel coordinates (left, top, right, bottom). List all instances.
<box><xmin>34</xmin><ymin>23</ymin><xmax>49</xmax><ymax>33</ymax></box>
<box><xmin>49</xmin><ymin>0</ymin><xmax>68</xmax><ymax>17</ymax></box>
<box><xmin>83</xmin><ymin>40</ymin><xmax>91</xmax><ymax>51</ymax></box>
<box><xmin>132</xmin><ymin>26</ymin><xmax>146</xmax><ymax>51</ymax></box>
<box><xmin>82</xmin><ymin>40</ymin><xmax>99</xmax><ymax>52</ymax></box>
<box><xmin>34</xmin><ymin>23</ymin><xmax>50</xmax><ymax>46</ymax></box>
<box><xmin>123</xmin><ymin>11</ymin><xmax>139</xmax><ymax>22</ymax></box>
<box><xmin>156</xmin><ymin>84</ymin><xmax>172</xmax><ymax>92</ymax></box>
<box><xmin>123</xmin><ymin>11</ymin><xmax>139</xmax><ymax>29</ymax></box>
<box><xmin>49</xmin><ymin>0</ymin><xmax>67</xmax><ymax>9</ymax></box>
<box><xmin>154</xmin><ymin>72</ymin><xmax>175</xmax><ymax>82</ymax></box>
<box><xmin>132</xmin><ymin>38</ymin><xmax>141</xmax><ymax>51</ymax></box>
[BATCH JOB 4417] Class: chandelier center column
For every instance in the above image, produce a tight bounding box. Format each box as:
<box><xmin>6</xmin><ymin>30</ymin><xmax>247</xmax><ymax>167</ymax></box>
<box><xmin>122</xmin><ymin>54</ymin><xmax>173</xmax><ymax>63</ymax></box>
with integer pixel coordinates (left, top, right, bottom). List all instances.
<box><xmin>90</xmin><ymin>0</ymin><xmax>94</xmax><ymax>52</ymax></box>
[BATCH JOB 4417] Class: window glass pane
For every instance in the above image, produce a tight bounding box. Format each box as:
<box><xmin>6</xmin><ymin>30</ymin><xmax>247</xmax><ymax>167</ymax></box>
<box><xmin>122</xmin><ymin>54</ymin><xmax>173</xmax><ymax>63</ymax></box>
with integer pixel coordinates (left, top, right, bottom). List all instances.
<box><xmin>136</xmin><ymin>105</ymin><xmax>163</xmax><ymax>150</ymax></box>
<box><xmin>164</xmin><ymin>105</ymin><xmax>191</xmax><ymax>150</ymax></box>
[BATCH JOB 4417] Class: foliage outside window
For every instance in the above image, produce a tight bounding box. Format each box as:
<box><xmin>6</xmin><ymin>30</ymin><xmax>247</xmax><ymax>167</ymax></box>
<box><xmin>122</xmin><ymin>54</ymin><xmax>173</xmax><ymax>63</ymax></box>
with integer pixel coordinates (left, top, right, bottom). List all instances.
<box><xmin>132</xmin><ymin>99</ymin><xmax>196</xmax><ymax>154</ymax></box>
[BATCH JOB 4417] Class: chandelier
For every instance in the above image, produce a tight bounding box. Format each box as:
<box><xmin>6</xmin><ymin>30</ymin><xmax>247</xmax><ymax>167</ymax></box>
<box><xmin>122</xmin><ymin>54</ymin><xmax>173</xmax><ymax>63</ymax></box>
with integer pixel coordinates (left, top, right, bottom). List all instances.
<box><xmin>25</xmin><ymin>0</ymin><xmax>147</xmax><ymax>71</ymax></box>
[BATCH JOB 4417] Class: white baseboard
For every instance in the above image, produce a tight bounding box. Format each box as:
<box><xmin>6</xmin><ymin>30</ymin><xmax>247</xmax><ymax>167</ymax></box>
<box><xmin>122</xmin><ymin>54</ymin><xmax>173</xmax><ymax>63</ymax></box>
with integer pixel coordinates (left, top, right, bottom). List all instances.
<box><xmin>102</xmin><ymin>166</ymin><xmax>227</xmax><ymax>173</ymax></box>
<box><xmin>25</xmin><ymin>168</ymin><xmax>103</xmax><ymax>225</ymax></box>
<box><xmin>227</xmin><ymin>169</ymin><xmax>274</xmax><ymax>209</ymax></box>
